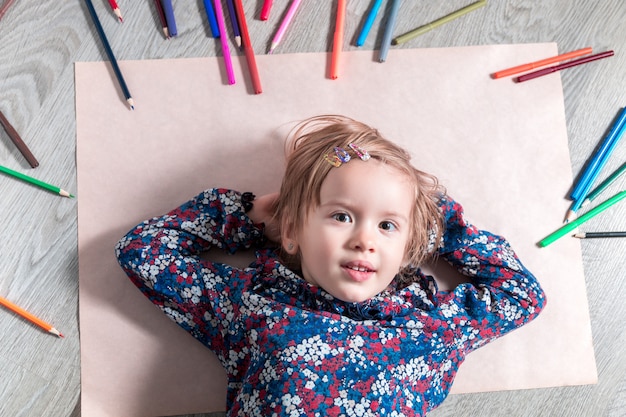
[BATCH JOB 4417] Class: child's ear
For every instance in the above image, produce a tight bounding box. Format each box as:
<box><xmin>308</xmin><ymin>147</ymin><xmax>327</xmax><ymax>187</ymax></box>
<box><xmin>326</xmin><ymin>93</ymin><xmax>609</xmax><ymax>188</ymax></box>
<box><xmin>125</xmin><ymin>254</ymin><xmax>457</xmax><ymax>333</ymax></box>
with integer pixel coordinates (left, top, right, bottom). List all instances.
<box><xmin>280</xmin><ymin>220</ymin><xmax>299</xmax><ymax>255</ymax></box>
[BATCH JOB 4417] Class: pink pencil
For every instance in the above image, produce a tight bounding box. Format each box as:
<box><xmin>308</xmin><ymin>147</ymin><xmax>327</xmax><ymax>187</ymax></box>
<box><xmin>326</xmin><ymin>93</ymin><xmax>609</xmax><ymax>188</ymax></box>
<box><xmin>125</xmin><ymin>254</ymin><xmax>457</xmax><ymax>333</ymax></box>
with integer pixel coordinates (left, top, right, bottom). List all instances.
<box><xmin>269</xmin><ymin>0</ymin><xmax>302</xmax><ymax>54</ymax></box>
<box><xmin>213</xmin><ymin>0</ymin><xmax>235</xmax><ymax>84</ymax></box>
<box><xmin>0</xmin><ymin>0</ymin><xmax>16</xmax><ymax>21</ymax></box>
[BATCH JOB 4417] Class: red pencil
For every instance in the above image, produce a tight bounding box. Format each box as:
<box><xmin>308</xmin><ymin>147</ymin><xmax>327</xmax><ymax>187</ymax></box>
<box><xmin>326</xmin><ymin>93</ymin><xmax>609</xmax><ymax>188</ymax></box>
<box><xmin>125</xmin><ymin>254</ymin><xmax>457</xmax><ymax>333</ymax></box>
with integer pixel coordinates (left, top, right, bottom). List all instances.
<box><xmin>260</xmin><ymin>0</ymin><xmax>273</xmax><ymax>20</ymax></box>
<box><xmin>234</xmin><ymin>0</ymin><xmax>262</xmax><ymax>94</ymax></box>
<box><xmin>107</xmin><ymin>0</ymin><xmax>123</xmax><ymax>22</ymax></box>
<box><xmin>516</xmin><ymin>50</ymin><xmax>614</xmax><ymax>83</ymax></box>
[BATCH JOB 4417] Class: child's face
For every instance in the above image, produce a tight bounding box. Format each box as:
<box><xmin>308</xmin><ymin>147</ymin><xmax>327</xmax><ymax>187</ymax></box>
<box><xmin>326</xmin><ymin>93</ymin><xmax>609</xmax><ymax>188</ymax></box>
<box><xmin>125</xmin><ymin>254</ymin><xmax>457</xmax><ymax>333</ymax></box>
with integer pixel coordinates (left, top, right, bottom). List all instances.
<box><xmin>294</xmin><ymin>159</ymin><xmax>413</xmax><ymax>303</ymax></box>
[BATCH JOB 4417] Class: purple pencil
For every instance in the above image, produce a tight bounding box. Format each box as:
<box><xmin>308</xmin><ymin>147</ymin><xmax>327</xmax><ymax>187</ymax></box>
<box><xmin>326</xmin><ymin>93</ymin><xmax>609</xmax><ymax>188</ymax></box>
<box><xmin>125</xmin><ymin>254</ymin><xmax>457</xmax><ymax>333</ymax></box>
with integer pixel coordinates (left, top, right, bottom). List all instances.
<box><xmin>226</xmin><ymin>0</ymin><xmax>241</xmax><ymax>48</ymax></box>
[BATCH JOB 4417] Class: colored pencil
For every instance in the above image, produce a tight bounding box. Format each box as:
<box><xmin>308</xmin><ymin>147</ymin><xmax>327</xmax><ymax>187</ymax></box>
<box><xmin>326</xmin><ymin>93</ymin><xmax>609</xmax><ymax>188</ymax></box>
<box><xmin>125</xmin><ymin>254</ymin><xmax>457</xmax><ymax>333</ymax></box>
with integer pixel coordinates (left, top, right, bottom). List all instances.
<box><xmin>234</xmin><ymin>0</ymin><xmax>262</xmax><ymax>94</ymax></box>
<box><xmin>260</xmin><ymin>0</ymin><xmax>273</xmax><ymax>21</ymax></box>
<box><xmin>0</xmin><ymin>164</ymin><xmax>74</xmax><ymax>197</ymax></box>
<box><xmin>153</xmin><ymin>0</ymin><xmax>170</xmax><ymax>38</ymax></box>
<box><xmin>571</xmin><ymin>107</ymin><xmax>626</xmax><ymax>201</ymax></box>
<box><xmin>582</xmin><ymin>162</ymin><xmax>626</xmax><ymax>208</ymax></box>
<box><xmin>574</xmin><ymin>232</ymin><xmax>626</xmax><ymax>239</ymax></box>
<box><xmin>379</xmin><ymin>0</ymin><xmax>401</xmax><ymax>63</ymax></box>
<box><xmin>492</xmin><ymin>47</ymin><xmax>593</xmax><ymax>79</ymax></box>
<box><xmin>516</xmin><ymin>50</ymin><xmax>614</xmax><ymax>83</ymax></box>
<box><xmin>226</xmin><ymin>0</ymin><xmax>241</xmax><ymax>48</ymax></box>
<box><xmin>0</xmin><ymin>110</ymin><xmax>39</xmax><ymax>168</ymax></box>
<box><xmin>330</xmin><ymin>0</ymin><xmax>347</xmax><ymax>79</ymax></box>
<box><xmin>0</xmin><ymin>0</ymin><xmax>16</xmax><ymax>22</ymax></box>
<box><xmin>213</xmin><ymin>0</ymin><xmax>235</xmax><ymax>84</ymax></box>
<box><xmin>107</xmin><ymin>0</ymin><xmax>123</xmax><ymax>22</ymax></box>
<box><xmin>83</xmin><ymin>0</ymin><xmax>134</xmax><ymax>110</ymax></box>
<box><xmin>356</xmin><ymin>0</ymin><xmax>383</xmax><ymax>47</ymax></box>
<box><xmin>269</xmin><ymin>0</ymin><xmax>302</xmax><ymax>54</ymax></box>
<box><xmin>0</xmin><ymin>295</ymin><xmax>64</xmax><ymax>338</ymax></box>
<box><xmin>161</xmin><ymin>0</ymin><xmax>178</xmax><ymax>37</ymax></box>
<box><xmin>538</xmin><ymin>190</ymin><xmax>626</xmax><ymax>247</ymax></box>
<box><xmin>202</xmin><ymin>0</ymin><xmax>220</xmax><ymax>38</ymax></box>
<box><xmin>393</xmin><ymin>0</ymin><xmax>487</xmax><ymax>45</ymax></box>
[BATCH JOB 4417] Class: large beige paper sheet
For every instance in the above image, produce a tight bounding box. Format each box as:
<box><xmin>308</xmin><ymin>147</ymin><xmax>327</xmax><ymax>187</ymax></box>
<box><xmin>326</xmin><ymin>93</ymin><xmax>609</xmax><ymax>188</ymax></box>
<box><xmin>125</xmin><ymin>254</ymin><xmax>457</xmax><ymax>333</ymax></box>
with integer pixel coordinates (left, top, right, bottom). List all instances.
<box><xmin>76</xmin><ymin>44</ymin><xmax>597</xmax><ymax>417</ymax></box>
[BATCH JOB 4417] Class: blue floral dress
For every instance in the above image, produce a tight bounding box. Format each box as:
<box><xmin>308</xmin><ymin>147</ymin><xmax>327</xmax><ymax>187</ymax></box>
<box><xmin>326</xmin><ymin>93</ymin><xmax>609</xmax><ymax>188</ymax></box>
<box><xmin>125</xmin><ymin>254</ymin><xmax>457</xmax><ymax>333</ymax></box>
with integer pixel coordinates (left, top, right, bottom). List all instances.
<box><xmin>115</xmin><ymin>188</ymin><xmax>546</xmax><ymax>416</ymax></box>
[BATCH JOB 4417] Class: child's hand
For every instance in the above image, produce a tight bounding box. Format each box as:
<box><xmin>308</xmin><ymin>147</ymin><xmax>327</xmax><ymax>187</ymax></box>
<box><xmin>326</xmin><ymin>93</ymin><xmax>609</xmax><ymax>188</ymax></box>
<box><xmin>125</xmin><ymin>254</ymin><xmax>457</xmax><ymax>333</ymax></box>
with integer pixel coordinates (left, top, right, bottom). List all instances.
<box><xmin>247</xmin><ymin>192</ymin><xmax>281</xmax><ymax>243</ymax></box>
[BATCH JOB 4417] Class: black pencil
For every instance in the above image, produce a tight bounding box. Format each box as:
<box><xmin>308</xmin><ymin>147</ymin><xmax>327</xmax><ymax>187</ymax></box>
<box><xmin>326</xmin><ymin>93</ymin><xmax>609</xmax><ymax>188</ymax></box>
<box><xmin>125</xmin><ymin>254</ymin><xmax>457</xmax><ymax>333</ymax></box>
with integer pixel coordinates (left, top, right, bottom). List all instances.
<box><xmin>573</xmin><ymin>232</ymin><xmax>626</xmax><ymax>239</ymax></box>
<box><xmin>83</xmin><ymin>0</ymin><xmax>134</xmax><ymax>110</ymax></box>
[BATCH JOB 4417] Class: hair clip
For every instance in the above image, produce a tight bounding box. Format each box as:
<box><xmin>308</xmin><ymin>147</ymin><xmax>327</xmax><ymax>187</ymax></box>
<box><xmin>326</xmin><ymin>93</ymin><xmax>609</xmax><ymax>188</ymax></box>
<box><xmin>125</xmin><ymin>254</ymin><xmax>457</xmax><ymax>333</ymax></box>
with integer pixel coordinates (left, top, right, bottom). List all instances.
<box><xmin>324</xmin><ymin>146</ymin><xmax>350</xmax><ymax>167</ymax></box>
<box><xmin>323</xmin><ymin>144</ymin><xmax>370</xmax><ymax>167</ymax></box>
<box><xmin>348</xmin><ymin>143</ymin><xmax>370</xmax><ymax>161</ymax></box>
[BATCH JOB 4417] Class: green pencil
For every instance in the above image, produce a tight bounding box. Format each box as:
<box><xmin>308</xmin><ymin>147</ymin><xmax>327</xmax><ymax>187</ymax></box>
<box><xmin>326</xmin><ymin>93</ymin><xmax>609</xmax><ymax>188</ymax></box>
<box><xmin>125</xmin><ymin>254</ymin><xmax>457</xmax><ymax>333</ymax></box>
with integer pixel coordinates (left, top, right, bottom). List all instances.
<box><xmin>538</xmin><ymin>190</ymin><xmax>626</xmax><ymax>247</ymax></box>
<box><xmin>0</xmin><ymin>164</ymin><xmax>74</xmax><ymax>198</ymax></box>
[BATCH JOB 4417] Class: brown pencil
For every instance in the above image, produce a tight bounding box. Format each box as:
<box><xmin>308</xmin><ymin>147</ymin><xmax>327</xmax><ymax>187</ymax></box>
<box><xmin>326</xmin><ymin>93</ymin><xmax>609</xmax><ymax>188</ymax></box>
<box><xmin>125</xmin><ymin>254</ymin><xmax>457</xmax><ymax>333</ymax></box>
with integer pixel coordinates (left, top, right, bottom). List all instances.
<box><xmin>0</xmin><ymin>110</ymin><xmax>39</xmax><ymax>168</ymax></box>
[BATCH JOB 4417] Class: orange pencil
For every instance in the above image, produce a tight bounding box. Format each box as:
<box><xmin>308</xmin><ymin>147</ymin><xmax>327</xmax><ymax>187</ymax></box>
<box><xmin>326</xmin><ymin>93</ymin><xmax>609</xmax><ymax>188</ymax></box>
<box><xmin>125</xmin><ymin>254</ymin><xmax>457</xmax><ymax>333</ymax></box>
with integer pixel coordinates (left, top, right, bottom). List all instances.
<box><xmin>0</xmin><ymin>295</ymin><xmax>64</xmax><ymax>338</ymax></box>
<box><xmin>330</xmin><ymin>0</ymin><xmax>346</xmax><ymax>79</ymax></box>
<box><xmin>492</xmin><ymin>47</ymin><xmax>593</xmax><ymax>79</ymax></box>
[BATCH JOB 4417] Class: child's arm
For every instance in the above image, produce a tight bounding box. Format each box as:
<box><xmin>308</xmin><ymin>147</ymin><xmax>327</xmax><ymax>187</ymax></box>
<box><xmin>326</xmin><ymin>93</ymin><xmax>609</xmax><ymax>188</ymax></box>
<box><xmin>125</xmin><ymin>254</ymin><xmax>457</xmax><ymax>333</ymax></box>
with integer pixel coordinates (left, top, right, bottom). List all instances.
<box><xmin>435</xmin><ymin>195</ymin><xmax>547</xmax><ymax>352</ymax></box>
<box><xmin>115</xmin><ymin>188</ymin><xmax>265</xmax><ymax>348</ymax></box>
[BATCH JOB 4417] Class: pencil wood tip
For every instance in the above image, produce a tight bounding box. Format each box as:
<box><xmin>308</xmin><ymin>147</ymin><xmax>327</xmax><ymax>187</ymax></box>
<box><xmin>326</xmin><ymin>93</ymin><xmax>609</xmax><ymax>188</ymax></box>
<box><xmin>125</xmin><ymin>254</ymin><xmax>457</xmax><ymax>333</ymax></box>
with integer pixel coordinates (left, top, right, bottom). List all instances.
<box><xmin>564</xmin><ymin>210</ymin><xmax>577</xmax><ymax>223</ymax></box>
<box><xmin>573</xmin><ymin>233</ymin><xmax>585</xmax><ymax>238</ymax></box>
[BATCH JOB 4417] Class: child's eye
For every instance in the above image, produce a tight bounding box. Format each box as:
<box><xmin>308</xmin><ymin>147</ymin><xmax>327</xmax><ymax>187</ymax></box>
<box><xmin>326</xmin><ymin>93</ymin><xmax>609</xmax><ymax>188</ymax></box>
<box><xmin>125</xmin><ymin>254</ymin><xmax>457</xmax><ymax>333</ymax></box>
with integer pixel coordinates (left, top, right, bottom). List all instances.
<box><xmin>379</xmin><ymin>221</ymin><xmax>397</xmax><ymax>232</ymax></box>
<box><xmin>332</xmin><ymin>213</ymin><xmax>352</xmax><ymax>223</ymax></box>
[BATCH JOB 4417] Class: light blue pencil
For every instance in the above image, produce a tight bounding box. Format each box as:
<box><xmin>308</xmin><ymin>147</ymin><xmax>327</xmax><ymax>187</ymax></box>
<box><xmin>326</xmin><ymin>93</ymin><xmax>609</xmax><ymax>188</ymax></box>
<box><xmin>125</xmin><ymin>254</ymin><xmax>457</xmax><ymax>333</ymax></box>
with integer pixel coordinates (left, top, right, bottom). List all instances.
<box><xmin>356</xmin><ymin>0</ymin><xmax>384</xmax><ymax>47</ymax></box>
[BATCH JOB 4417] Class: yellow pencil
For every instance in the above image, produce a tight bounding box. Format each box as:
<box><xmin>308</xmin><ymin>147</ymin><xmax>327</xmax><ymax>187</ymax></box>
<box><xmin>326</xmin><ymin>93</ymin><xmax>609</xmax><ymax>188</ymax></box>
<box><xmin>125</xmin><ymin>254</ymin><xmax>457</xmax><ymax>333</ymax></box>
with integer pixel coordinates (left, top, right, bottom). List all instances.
<box><xmin>0</xmin><ymin>295</ymin><xmax>64</xmax><ymax>338</ymax></box>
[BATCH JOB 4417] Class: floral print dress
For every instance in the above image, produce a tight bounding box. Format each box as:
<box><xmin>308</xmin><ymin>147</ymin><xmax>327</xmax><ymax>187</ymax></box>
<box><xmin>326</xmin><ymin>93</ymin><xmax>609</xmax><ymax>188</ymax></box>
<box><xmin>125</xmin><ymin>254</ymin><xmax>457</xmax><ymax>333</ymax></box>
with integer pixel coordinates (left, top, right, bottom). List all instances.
<box><xmin>115</xmin><ymin>188</ymin><xmax>546</xmax><ymax>417</ymax></box>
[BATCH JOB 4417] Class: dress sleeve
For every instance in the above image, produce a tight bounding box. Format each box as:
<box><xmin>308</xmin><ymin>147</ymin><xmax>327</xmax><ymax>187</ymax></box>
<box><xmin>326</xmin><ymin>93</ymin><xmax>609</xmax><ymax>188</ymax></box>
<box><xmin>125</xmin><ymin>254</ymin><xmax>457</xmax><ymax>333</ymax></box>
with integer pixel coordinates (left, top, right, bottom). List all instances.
<box><xmin>114</xmin><ymin>188</ymin><xmax>265</xmax><ymax>351</ymax></box>
<box><xmin>435</xmin><ymin>195</ymin><xmax>547</xmax><ymax>353</ymax></box>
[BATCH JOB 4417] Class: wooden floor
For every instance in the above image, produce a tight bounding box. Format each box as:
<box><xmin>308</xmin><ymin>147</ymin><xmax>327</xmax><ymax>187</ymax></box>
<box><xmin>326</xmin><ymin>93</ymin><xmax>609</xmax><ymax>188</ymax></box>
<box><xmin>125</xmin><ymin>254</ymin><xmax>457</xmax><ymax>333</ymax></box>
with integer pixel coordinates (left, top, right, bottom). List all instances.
<box><xmin>1</xmin><ymin>1</ymin><xmax>625</xmax><ymax>416</ymax></box>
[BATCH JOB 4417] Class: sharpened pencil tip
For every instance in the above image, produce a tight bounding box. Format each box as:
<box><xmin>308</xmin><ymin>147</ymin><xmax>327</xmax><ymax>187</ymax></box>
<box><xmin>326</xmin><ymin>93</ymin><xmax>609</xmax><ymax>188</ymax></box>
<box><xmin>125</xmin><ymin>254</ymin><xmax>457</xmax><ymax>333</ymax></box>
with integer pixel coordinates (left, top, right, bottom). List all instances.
<box><xmin>564</xmin><ymin>210</ymin><xmax>577</xmax><ymax>223</ymax></box>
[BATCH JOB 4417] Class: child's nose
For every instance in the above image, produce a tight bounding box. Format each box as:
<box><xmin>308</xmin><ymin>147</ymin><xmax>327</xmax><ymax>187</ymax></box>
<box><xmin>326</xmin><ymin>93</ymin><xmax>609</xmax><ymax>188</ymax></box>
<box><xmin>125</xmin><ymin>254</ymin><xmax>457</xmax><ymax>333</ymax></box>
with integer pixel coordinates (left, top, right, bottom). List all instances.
<box><xmin>350</xmin><ymin>226</ymin><xmax>375</xmax><ymax>252</ymax></box>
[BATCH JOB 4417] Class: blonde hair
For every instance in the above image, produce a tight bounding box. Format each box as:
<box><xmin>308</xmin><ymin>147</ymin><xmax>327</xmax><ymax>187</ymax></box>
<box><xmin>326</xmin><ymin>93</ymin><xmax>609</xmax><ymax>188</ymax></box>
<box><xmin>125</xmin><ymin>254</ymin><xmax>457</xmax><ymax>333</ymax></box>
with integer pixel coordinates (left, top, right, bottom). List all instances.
<box><xmin>275</xmin><ymin>115</ymin><xmax>444</xmax><ymax>277</ymax></box>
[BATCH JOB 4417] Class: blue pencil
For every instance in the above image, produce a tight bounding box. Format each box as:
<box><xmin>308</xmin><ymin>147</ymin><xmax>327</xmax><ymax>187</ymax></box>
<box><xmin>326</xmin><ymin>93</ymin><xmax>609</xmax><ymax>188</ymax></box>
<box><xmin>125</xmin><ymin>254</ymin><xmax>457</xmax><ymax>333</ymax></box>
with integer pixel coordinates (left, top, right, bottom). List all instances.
<box><xmin>202</xmin><ymin>0</ymin><xmax>220</xmax><ymax>38</ymax></box>
<box><xmin>570</xmin><ymin>107</ymin><xmax>626</xmax><ymax>201</ymax></box>
<box><xmin>161</xmin><ymin>0</ymin><xmax>178</xmax><ymax>37</ymax></box>
<box><xmin>566</xmin><ymin>112</ymin><xmax>626</xmax><ymax>221</ymax></box>
<box><xmin>356</xmin><ymin>0</ymin><xmax>384</xmax><ymax>47</ymax></box>
<box><xmin>83</xmin><ymin>0</ymin><xmax>134</xmax><ymax>109</ymax></box>
<box><xmin>379</xmin><ymin>0</ymin><xmax>401</xmax><ymax>62</ymax></box>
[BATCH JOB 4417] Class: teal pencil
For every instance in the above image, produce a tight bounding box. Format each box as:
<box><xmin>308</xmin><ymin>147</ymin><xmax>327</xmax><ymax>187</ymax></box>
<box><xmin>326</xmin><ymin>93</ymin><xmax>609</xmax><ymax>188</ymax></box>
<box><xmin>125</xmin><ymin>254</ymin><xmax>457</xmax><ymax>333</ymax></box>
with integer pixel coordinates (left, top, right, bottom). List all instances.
<box><xmin>538</xmin><ymin>190</ymin><xmax>626</xmax><ymax>247</ymax></box>
<box><xmin>581</xmin><ymin>161</ymin><xmax>626</xmax><ymax>207</ymax></box>
<box><xmin>0</xmin><ymin>164</ymin><xmax>74</xmax><ymax>198</ymax></box>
